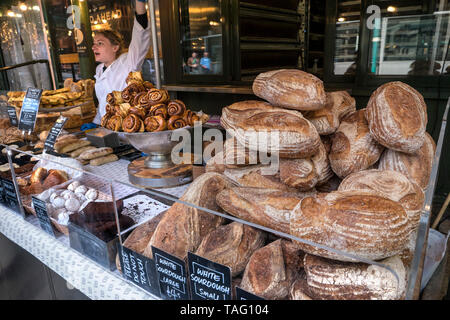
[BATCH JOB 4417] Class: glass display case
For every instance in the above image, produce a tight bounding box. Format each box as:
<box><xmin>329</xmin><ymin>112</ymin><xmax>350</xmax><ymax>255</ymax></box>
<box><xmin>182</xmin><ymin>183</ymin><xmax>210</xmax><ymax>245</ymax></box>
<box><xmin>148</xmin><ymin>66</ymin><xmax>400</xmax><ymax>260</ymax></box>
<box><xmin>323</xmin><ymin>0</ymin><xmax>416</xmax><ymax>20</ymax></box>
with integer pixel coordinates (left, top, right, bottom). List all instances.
<box><xmin>0</xmin><ymin>95</ymin><xmax>448</xmax><ymax>300</ymax></box>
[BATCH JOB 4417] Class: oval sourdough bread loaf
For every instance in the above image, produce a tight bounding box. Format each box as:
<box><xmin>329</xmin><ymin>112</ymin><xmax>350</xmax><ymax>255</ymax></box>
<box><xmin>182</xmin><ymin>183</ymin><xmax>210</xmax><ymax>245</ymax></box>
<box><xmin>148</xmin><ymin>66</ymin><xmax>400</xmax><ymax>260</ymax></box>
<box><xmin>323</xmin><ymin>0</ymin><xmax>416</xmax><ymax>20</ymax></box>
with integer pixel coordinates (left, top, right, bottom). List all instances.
<box><xmin>329</xmin><ymin>109</ymin><xmax>384</xmax><ymax>179</ymax></box>
<box><xmin>216</xmin><ymin>187</ymin><xmax>314</xmax><ymax>234</ymax></box>
<box><xmin>195</xmin><ymin>222</ymin><xmax>266</xmax><ymax>277</ymax></box>
<box><xmin>145</xmin><ymin>172</ymin><xmax>237</xmax><ymax>260</ymax></box>
<box><xmin>378</xmin><ymin>132</ymin><xmax>436</xmax><ymax>190</ymax></box>
<box><xmin>304</xmin><ymin>91</ymin><xmax>356</xmax><ymax>135</ymax></box>
<box><xmin>339</xmin><ymin>169</ymin><xmax>424</xmax><ymax>232</ymax></box>
<box><xmin>289</xmin><ymin>190</ymin><xmax>410</xmax><ymax>262</ymax></box>
<box><xmin>279</xmin><ymin>158</ymin><xmax>318</xmax><ymax>190</ymax></box>
<box><xmin>252</xmin><ymin>69</ymin><xmax>327</xmax><ymax>111</ymax></box>
<box><xmin>221</xmin><ymin>100</ymin><xmax>321</xmax><ymax>159</ymax></box>
<box><xmin>302</xmin><ymin>254</ymin><xmax>406</xmax><ymax>300</ymax></box>
<box><xmin>365</xmin><ymin>81</ymin><xmax>428</xmax><ymax>154</ymax></box>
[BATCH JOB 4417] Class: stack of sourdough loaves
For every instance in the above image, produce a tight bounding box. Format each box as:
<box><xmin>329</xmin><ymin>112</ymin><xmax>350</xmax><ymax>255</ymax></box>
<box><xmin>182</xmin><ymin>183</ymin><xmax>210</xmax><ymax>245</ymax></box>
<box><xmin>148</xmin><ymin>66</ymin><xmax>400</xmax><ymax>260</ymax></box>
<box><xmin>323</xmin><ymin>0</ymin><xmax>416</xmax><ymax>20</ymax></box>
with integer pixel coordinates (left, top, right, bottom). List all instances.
<box><xmin>118</xmin><ymin>69</ymin><xmax>435</xmax><ymax>300</ymax></box>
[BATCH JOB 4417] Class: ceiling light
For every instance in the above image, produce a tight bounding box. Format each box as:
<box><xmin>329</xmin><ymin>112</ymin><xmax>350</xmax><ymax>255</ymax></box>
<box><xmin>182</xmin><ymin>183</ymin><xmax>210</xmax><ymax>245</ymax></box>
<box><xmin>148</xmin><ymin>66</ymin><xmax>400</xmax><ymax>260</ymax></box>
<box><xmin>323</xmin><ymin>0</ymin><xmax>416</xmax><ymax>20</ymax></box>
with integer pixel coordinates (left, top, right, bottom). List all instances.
<box><xmin>20</xmin><ymin>4</ymin><xmax>27</xmax><ymax>11</ymax></box>
<box><xmin>387</xmin><ymin>6</ymin><xmax>397</xmax><ymax>13</ymax></box>
<box><xmin>338</xmin><ymin>17</ymin><xmax>346</xmax><ymax>22</ymax></box>
<box><xmin>32</xmin><ymin>6</ymin><xmax>40</xmax><ymax>11</ymax></box>
<box><xmin>7</xmin><ymin>11</ymin><xmax>15</xmax><ymax>17</ymax></box>
<box><xmin>102</xmin><ymin>19</ymin><xmax>107</xmax><ymax>24</ymax></box>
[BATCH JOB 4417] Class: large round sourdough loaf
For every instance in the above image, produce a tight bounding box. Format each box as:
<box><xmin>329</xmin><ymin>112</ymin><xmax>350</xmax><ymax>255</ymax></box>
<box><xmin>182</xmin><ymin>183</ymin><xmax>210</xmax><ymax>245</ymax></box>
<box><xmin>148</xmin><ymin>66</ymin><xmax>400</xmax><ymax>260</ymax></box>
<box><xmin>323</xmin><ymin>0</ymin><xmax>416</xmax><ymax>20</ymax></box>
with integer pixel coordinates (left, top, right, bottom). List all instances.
<box><xmin>365</xmin><ymin>81</ymin><xmax>428</xmax><ymax>154</ymax></box>
<box><xmin>329</xmin><ymin>109</ymin><xmax>384</xmax><ymax>179</ymax></box>
<box><xmin>304</xmin><ymin>91</ymin><xmax>356</xmax><ymax>135</ymax></box>
<box><xmin>378</xmin><ymin>132</ymin><xmax>436</xmax><ymax>190</ymax></box>
<box><xmin>252</xmin><ymin>69</ymin><xmax>327</xmax><ymax>111</ymax></box>
<box><xmin>289</xmin><ymin>190</ymin><xmax>410</xmax><ymax>262</ymax></box>
<box><xmin>221</xmin><ymin>100</ymin><xmax>321</xmax><ymax>159</ymax></box>
<box><xmin>339</xmin><ymin>169</ymin><xmax>425</xmax><ymax>232</ymax></box>
<box><xmin>299</xmin><ymin>254</ymin><xmax>406</xmax><ymax>300</ymax></box>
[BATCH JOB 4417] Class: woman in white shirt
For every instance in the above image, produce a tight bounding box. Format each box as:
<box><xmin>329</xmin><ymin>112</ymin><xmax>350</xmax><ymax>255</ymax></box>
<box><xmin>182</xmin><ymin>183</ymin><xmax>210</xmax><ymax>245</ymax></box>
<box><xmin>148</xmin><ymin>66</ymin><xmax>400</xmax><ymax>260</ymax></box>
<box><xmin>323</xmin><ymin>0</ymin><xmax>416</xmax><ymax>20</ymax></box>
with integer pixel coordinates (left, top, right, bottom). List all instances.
<box><xmin>92</xmin><ymin>0</ymin><xmax>151</xmax><ymax>125</ymax></box>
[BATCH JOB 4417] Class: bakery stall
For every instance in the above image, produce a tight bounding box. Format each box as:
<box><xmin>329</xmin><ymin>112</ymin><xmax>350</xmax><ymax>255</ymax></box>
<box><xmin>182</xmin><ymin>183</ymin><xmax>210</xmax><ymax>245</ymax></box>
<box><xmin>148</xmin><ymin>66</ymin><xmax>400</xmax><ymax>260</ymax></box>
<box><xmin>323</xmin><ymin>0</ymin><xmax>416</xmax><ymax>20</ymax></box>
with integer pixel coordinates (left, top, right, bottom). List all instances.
<box><xmin>0</xmin><ymin>65</ymin><xmax>449</xmax><ymax>300</ymax></box>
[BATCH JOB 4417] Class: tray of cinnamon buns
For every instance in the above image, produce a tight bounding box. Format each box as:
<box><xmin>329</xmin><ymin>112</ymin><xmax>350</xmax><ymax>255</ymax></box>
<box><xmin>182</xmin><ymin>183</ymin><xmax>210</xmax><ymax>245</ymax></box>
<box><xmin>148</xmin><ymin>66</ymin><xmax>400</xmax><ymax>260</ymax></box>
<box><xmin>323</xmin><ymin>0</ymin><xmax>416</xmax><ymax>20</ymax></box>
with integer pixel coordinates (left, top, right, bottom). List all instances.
<box><xmin>100</xmin><ymin>72</ymin><xmax>209</xmax><ymax>133</ymax></box>
<box><xmin>112</xmin><ymin>69</ymin><xmax>442</xmax><ymax>300</ymax></box>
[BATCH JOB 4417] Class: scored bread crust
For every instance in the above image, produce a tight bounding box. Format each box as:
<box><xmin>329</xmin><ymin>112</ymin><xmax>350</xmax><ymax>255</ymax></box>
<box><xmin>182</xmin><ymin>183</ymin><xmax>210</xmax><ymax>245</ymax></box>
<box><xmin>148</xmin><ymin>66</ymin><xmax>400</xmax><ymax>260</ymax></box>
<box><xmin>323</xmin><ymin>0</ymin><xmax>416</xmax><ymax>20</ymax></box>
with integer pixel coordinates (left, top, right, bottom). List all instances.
<box><xmin>329</xmin><ymin>109</ymin><xmax>384</xmax><ymax>179</ymax></box>
<box><xmin>221</xmin><ymin>100</ymin><xmax>321</xmax><ymax>159</ymax></box>
<box><xmin>252</xmin><ymin>69</ymin><xmax>327</xmax><ymax>111</ymax></box>
<box><xmin>365</xmin><ymin>81</ymin><xmax>427</xmax><ymax>154</ymax></box>
<box><xmin>289</xmin><ymin>190</ymin><xmax>410</xmax><ymax>262</ymax></box>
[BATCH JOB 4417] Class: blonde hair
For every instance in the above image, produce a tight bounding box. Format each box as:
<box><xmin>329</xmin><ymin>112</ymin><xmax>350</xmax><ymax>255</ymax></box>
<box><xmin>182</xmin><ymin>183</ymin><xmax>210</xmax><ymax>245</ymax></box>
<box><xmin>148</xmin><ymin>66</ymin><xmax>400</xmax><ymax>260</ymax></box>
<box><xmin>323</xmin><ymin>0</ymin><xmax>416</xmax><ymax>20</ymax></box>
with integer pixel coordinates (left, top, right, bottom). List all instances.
<box><xmin>94</xmin><ymin>29</ymin><xmax>124</xmax><ymax>57</ymax></box>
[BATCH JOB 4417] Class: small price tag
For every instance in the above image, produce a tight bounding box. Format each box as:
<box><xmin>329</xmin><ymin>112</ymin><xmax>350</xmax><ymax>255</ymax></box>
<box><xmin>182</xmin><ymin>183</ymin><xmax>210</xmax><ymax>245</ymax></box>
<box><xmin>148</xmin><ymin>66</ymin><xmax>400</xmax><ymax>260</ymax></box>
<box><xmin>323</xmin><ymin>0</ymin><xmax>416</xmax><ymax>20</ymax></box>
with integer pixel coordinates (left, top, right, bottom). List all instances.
<box><xmin>187</xmin><ymin>252</ymin><xmax>232</xmax><ymax>300</ymax></box>
<box><xmin>118</xmin><ymin>245</ymin><xmax>160</xmax><ymax>296</ymax></box>
<box><xmin>32</xmin><ymin>196</ymin><xmax>55</xmax><ymax>237</ymax></box>
<box><xmin>7</xmin><ymin>106</ymin><xmax>18</xmax><ymax>127</ymax></box>
<box><xmin>18</xmin><ymin>88</ymin><xmax>42</xmax><ymax>132</ymax></box>
<box><xmin>235</xmin><ymin>287</ymin><xmax>265</xmax><ymax>300</ymax></box>
<box><xmin>1</xmin><ymin>178</ymin><xmax>21</xmax><ymax>214</ymax></box>
<box><xmin>152</xmin><ymin>246</ymin><xmax>190</xmax><ymax>300</ymax></box>
<box><xmin>44</xmin><ymin>116</ymin><xmax>68</xmax><ymax>152</ymax></box>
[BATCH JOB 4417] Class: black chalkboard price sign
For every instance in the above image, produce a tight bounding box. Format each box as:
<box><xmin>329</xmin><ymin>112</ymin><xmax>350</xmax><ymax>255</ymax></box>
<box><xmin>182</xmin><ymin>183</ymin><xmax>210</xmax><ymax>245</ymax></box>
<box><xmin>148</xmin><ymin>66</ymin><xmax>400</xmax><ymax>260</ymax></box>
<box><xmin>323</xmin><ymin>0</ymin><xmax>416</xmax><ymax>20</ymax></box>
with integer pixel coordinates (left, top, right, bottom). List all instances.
<box><xmin>1</xmin><ymin>178</ymin><xmax>21</xmax><ymax>214</ymax></box>
<box><xmin>118</xmin><ymin>245</ymin><xmax>160</xmax><ymax>296</ymax></box>
<box><xmin>187</xmin><ymin>252</ymin><xmax>232</xmax><ymax>300</ymax></box>
<box><xmin>32</xmin><ymin>196</ymin><xmax>55</xmax><ymax>237</ymax></box>
<box><xmin>7</xmin><ymin>106</ymin><xmax>18</xmax><ymax>127</ymax></box>
<box><xmin>44</xmin><ymin>116</ymin><xmax>68</xmax><ymax>152</ymax></box>
<box><xmin>151</xmin><ymin>246</ymin><xmax>190</xmax><ymax>300</ymax></box>
<box><xmin>235</xmin><ymin>287</ymin><xmax>265</xmax><ymax>300</ymax></box>
<box><xmin>18</xmin><ymin>88</ymin><xmax>42</xmax><ymax>132</ymax></box>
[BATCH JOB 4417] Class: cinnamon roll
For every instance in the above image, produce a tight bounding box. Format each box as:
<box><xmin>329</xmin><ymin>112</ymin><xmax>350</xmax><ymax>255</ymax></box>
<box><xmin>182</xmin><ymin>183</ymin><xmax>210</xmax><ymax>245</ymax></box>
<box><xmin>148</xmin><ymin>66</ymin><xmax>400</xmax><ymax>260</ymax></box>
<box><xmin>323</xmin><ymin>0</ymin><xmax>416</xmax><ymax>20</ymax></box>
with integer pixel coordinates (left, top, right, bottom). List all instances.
<box><xmin>143</xmin><ymin>81</ymin><xmax>154</xmax><ymax>90</ymax></box>
<box><xmin>115</xmin><ymin>103</ymin><xmax>132</xmax><ymax>118</ymax></box>
<box><xmin>107</xmin><ymin>115</ymin><xmax>123</xmax><ymax>131</ymax></box>
<box><xmin>112</xmin><ymin>91</ymin><xmax>124</xmax><ymax>104</ymax></box>
<box><xmin>148</xmin><ymin>104</ymin><xmax>168</xmax><ymax>119</ymax></box>
<box><xmin>123</xmin><ymin>114</ymin><xmax>145</xmax><ymax>133</ymax></box>
<box><xmin>147</xmin><ymin>88</ymin><xmax>169</xmax><ymax>105</ymax></box>
<box><xmin>168</xmin><ymin>115</ymin><xmax>188</xmax><ymax>130</ymax></box>
<box><xmin>144</xmin><ymin>116</ymin><xmax>167</xmax><ymax>132</ymax></box>
<box><xmin>167</xmin><ymin>100</ymin><xmax>187</xmax><ymax>117</ymax></box>
<box><xmin>101</xmin><ymin>114</ymin><xmax>112</xmax><ymax>128</ymax></box>
<box><xmin>128</xmin><ymin>106</ymin><xmax>147</xmax><ymax>119</ymax></box>
<box><xmin>121</xmin><ymin>83</ymin><xmax>146</xmax><ymax>103</ymax></box>
<box><xmin>183</xmin><ymin>110</ymin><xmax>200</xmax><ymax>126</ymax></box>
<box><xmin>133</xmin><ymin>92</ymin><xmax>148</xmax><ymax>107</ymax></box>
<box><xmin>106</xmin><ymin>93</ymin><xmax>115</xmax><ymax>105</ymax></box>
<box><xmin>105</xmin><ymin>104</ymin><xmax>115</xmax><ymax>115</ymax></box>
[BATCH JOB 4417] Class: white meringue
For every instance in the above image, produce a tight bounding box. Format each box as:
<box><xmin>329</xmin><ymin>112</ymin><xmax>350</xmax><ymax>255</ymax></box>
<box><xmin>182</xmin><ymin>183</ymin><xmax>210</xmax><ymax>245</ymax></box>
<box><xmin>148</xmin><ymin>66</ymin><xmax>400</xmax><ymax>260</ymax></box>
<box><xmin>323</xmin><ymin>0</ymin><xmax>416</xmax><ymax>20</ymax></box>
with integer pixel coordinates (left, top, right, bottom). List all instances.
<box><xmin>74</xmin><ymin>185</ymin><xmax>88</xmax><ymax>195</ymax></box>
<box><xmin>85</xmin><ymin>189</ymin><xmax>98</xmax><ymax>201</ymax></box>
<box><xmin>65</xmin><ymin>198</ymin><xmax>81</xmax><ymax>212</ymax></box>
<box><xmin>67</xmin><ymin>181</ymin><xmax>81</xmax><ymax>192</ymax></box>
<box><xmin>52</xmin><ymin>196</ymin><xmax>66</xmax><ymax>209</ymax></box>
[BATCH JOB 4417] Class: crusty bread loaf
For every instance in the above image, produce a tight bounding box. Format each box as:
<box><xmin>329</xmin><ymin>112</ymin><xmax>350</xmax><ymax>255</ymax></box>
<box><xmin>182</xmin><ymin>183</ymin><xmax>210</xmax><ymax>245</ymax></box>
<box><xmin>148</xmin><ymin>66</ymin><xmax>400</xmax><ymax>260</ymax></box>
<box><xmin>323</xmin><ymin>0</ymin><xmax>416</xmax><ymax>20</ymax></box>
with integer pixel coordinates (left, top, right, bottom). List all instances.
<box><xmin>195</xmin><ymin>222</ymin><xmax>266</xmax><ymax>277</ymax></box>
<box><xmin>221</xmin><ymin>100</ymin><xmax>321</xmax><ymax>159</ymax></box>
<box><xmin>205</xmin><ymin>151</ymin><xmax>226</xmax><ymax>174</ymax></box>
<box><xmin>116</xmin><ymin>211</ymin><xmax>166</xmax><ymax>272</ymax></box>
<box><xmin>290</xmin><ymin>190</ymin><xmax>410</xmax><ymax>262</ymax></box>
<box><xmin>365</xmin><ymin>81</ymin><xmax>428</xmax><ymax>154</ymax></box>
<box><xmin>79</xmin><ymin>147</ymin><xmax>113</xmax><ymax>160</ymax></box>
<box><xmin>239</xmin><ymin>239</ymin><xmax>300</xmax><ymax>300</ymax></box>
<box><xmin>223</xmin><ymin>165</ymin><xmax>301</xmax><ymax>193</ymax></box>
<box><xmin>339</xmin><ymin>169</ymin><xmax>424</xmax><ymax>232</ymax></box>
<box><xmin>216</xmin><ymin>187</ymin><xmax>314</xmax><ymax>234</ymax></box>
<box><xmin>252</xmin><ymin>69</ymin><xmax>327</xmax><ymax>111</ymax></box>
<box><xmin>311</xmin><ymin>141</ymin><xmax>333</xmax><ymax>186</ymax></box>
<box><xmin>302</xmin><ymin>254</ymin><xmax>406</xmax><ymax>300</ymax></box>
<box><xmin>378</xmin><ymin>132</ymin><xmax>436</xmax><ymax>190</ymax></box>
<box><xmin>329</xmin><ymin>109</ymin><xmax>384</xmax><ymax>179</ymax></box>
<box><xmin>145</xmin><ymin>173</ymin><xmax>237</xmax><ymax>260</ymax></box>
<box><xmin>304</xmin><ymin>91</ymin><xmax>356</xmax><ymax>135</ymax></box>
<box><xmin>279</xmin><ymin>158</ymin><xmax>317</xmax><ymax>190</ymax></box>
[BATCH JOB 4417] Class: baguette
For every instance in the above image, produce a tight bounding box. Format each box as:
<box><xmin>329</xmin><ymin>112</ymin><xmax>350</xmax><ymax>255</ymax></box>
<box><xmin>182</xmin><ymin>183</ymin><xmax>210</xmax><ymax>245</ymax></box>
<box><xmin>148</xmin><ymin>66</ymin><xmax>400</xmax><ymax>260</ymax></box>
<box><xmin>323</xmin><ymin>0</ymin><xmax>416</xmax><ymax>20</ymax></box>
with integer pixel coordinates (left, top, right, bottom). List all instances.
<box><xmin>70</xmin><ymin>146</ymin><xmax>97</xmax><ymax>158</ymax></box>
<box><xmin>89</xmin><ymin>154</ymin><xmax>118</xmax><ymax>166</ymax></box>
<box><xmin>54</xmin><ymin>137</ymin><xmax>79</xmax><ymax>152</ymax></box>
<box><xmin>60</xmin><ymin>140</ymin><xmax>91</xmax><ymax>153</ymax></box>
<box><xmin>79</xmin><ymin>147</ymin><xmax>113</xmax><ymax>160</ymax></box>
